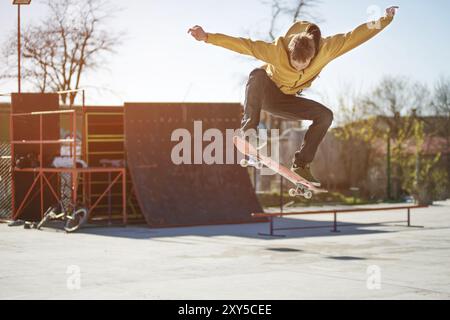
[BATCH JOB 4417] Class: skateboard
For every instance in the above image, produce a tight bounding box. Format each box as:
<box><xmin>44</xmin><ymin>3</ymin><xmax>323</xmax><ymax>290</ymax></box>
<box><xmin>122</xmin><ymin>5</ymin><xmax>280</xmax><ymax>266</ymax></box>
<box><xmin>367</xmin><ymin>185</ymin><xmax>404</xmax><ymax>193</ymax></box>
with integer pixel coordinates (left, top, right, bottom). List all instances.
<box><xmin>233</xmin><ymin>135</ymin><xmax>328</xmax><ymax>199</ymax></box>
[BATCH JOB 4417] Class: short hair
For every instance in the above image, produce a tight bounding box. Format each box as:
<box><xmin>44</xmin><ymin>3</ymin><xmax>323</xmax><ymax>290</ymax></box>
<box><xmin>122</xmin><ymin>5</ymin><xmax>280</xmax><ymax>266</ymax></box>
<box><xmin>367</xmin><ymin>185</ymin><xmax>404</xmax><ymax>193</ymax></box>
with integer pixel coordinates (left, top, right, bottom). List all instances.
<box><xmin>288</xmin><ymin>32</ymin><xmax>316</xmax><ymax>63</ymax></box>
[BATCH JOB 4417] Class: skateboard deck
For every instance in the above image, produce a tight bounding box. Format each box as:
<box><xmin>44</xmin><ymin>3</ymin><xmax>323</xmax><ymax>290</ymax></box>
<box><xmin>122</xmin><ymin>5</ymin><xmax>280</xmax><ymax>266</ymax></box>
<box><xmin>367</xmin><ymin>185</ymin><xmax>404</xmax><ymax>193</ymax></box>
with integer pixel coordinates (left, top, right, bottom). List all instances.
<box><xmin>233</xmin><ymin>135</ymin><xmax>328</xmax><ymax>199</ymax></box>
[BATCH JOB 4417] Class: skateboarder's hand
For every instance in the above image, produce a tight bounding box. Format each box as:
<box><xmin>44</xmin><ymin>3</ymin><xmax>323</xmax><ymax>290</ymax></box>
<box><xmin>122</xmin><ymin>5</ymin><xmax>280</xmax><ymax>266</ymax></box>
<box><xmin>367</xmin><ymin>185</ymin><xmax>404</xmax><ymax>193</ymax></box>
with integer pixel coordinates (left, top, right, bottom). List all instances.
<box><xmin>188</xmin><ymin>25</ymin><xmax>208</xmax><ymax>42</ymax></box>
<box><xmin>385</xmin><ymin>6</ymin><xmax>399</xmax><ymax>18</ymax></box>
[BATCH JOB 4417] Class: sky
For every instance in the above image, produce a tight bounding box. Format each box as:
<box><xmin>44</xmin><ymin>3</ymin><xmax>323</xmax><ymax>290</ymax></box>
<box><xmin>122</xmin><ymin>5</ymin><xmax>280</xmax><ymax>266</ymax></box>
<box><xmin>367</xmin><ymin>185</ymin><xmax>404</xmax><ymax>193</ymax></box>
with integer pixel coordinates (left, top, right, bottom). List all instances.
<box><xmin>0</xmin><ymin>0</ymin><xmax>449</xmax><ymax>112</ymax></box>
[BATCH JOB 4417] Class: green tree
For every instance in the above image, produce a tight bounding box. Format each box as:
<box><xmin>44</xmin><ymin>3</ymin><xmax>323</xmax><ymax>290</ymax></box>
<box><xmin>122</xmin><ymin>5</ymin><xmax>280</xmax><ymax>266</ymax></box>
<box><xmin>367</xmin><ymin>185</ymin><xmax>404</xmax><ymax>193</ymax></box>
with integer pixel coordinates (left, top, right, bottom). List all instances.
<box><xmin>398</xmin><ymin>117</ymin><xmax>442</xmax><ymax>204</ymax></box>
<box><xmin>362</xmin><ymin>76</ymin><xmax>430</xmax><ymax>199</ymax></box>
<box><xmin>430</xmin><ymin>77</ymin><xmax>450</xmax><ymax>197</ymax></box>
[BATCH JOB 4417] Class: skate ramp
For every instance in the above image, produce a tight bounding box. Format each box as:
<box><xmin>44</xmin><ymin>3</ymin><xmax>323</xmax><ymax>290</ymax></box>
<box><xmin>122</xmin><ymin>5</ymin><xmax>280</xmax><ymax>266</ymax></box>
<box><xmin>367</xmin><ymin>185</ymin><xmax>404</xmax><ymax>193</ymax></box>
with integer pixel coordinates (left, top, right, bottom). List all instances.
<box><xmin>124</xmin><ymin>103</ymin><xmax>262</xmax><ymax>227</ymax></box>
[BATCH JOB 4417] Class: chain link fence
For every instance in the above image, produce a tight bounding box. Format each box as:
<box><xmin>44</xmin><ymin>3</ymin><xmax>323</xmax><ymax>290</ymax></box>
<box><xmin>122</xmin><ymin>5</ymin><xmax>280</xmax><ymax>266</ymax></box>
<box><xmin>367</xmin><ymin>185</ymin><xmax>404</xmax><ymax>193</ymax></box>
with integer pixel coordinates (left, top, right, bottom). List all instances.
<box><xmin>0</xmin><ymin>142</ymin><xmax>12</xmax><ymax>219</ymax></box>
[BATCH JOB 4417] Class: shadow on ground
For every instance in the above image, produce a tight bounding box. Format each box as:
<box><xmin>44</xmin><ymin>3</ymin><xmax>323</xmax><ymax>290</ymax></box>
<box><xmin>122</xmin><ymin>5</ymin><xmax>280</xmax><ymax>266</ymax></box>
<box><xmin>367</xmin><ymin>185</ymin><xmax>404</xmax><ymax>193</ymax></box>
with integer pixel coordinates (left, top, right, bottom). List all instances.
<box><xmin>70</xmin><ymin>217</ymin><xmax>402</xmax><ymax>240</ymax></box>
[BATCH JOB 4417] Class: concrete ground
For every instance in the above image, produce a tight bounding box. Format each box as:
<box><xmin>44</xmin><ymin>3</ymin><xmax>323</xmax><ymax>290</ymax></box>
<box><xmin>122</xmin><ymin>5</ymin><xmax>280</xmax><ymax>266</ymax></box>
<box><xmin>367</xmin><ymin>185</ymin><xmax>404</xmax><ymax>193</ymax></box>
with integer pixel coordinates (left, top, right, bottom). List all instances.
<box><xmin>1</xmin><ymin>201</ymin><xmax>449</xmax><ymax>300</ymax></box>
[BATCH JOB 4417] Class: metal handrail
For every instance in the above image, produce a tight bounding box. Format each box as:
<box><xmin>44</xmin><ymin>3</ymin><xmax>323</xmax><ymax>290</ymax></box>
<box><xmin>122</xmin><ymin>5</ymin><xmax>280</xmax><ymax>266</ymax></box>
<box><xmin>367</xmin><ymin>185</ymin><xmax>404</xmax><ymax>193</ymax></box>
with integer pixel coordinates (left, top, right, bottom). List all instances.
<box><xmin>252</xmin><ymin>204</ymin><xmax>429</xmax><ymax>218</ymax></box>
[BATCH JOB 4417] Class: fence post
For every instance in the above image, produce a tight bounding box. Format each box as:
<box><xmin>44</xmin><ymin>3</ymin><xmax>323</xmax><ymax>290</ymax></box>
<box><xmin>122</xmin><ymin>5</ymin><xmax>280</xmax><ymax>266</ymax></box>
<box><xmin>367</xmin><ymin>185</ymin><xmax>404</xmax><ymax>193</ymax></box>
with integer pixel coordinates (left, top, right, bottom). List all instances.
<box><xmin>269</xmin><ymin>215</ymin><xmax>274</xmax><ymax>236</ymax></box>
<box><xmin>280</xmin><ymin>175</ymin><xmax>283</xmax><ymax>214</ymax></box>
<box><xmin>407</xmin><ymin>208</ymin><xmax>411</xmax><ymax>227</ymax></box>
<box><xmin>331</xmin><ymin>211</ymin><xmax>339</xmax><ymax>232</ymax></box>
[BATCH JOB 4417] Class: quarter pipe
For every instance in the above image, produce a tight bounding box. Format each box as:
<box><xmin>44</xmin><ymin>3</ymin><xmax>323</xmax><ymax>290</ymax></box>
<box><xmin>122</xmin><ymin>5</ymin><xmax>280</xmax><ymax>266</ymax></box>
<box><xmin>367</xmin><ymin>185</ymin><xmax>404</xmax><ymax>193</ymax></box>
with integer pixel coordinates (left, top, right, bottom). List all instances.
<box><xmin>124</xmin><ymin>102</ymin><xmax>262</xmax><ymax>227</ymax></box>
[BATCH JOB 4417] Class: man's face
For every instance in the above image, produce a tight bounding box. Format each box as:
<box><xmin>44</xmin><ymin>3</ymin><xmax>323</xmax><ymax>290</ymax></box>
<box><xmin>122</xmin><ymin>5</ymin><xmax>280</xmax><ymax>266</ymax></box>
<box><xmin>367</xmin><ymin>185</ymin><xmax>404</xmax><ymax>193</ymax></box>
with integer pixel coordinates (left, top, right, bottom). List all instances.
<box><xmin>290</xmin><ymin>57</ymin><xmax>312</xmax><ymax>72</ymax></box>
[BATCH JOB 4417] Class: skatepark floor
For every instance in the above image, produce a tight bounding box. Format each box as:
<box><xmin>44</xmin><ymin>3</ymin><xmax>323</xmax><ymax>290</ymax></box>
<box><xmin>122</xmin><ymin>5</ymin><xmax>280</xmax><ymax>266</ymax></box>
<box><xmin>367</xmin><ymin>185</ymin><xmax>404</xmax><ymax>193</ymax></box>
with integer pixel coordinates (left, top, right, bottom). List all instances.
<box><xmin>1</xmin><ymin>201</ymin><xmax>450</xmax><ymax>300</ymax></box>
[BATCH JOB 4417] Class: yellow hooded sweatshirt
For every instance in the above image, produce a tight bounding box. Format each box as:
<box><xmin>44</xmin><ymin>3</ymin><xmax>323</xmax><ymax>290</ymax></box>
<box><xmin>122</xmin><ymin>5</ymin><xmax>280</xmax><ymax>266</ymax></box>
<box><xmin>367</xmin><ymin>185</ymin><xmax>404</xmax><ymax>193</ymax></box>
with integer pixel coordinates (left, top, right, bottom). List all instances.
<box><xmin>206</xmin><ymin>15</ymin><xmax>394</xmax><ymax>95</ymax></box>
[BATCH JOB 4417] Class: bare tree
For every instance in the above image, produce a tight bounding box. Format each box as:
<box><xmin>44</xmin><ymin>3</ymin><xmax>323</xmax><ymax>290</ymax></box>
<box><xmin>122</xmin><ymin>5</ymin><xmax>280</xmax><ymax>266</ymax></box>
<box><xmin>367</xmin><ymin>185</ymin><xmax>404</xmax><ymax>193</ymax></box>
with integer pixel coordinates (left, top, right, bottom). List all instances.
<box><xmin>332</xmin><ymin>86</ymin><xmax>377</xmax><ymax>190</ymax></box>
<box><xmin>433</xmin><ymin>77</ymin><xmax>450</xmax><ymax>115</ymax></box>
<box><xmin>1</xmin><ymin>0</ymin><xmax>123</xmax><ymax>105</ymax></box>
<box><xmin>363</xmin><ymin>76</ymin><xmax>429</xmax><ymax>138</ymax></box>
<box><xmin>261</xmin><ymin>0</ymin><xmax>322</xmax><ymax>41</ymax></box>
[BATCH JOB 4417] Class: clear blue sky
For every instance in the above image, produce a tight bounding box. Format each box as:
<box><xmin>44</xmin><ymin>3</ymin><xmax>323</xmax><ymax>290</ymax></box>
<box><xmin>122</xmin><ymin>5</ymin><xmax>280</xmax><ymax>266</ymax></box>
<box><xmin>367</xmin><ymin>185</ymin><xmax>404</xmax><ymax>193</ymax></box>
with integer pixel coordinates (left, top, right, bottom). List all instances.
<box><xmin>1</xmin><ymin>0</ymin><xmax>449</xmax><ymax>111</ymax></box>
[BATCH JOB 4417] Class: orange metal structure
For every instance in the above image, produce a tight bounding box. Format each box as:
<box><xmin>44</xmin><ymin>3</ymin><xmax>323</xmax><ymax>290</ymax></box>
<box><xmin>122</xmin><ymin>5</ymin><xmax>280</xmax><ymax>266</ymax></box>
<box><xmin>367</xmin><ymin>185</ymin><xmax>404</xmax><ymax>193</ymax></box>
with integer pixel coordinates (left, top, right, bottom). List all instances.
<box><xmin>10</xmin><ymin>91</ymin><xmax>127</xmax><ymax>224</ymax></box>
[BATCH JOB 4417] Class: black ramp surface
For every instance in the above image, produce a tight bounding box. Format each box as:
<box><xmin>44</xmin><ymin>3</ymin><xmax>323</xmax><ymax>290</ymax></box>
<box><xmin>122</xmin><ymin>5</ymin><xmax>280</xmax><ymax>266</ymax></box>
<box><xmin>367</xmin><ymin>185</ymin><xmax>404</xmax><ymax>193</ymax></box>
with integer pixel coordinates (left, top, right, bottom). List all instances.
<box><xmin>125</xmin><ymin>103</ymin><xmax>262</xmax><ymax>227</ymax></box>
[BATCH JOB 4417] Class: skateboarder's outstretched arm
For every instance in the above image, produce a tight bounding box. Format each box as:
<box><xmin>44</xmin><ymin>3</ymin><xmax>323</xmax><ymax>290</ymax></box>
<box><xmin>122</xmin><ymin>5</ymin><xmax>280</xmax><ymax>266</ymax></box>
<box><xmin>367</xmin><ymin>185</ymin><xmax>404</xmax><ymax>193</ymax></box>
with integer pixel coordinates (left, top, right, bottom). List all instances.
<box><xmin>325</xmin><ymin>6</ymin><xmax>398</xmax><ymax>59</ymax></box>
<box><xmin>188</xmin><ymin>25</ymin><xmax>279</xmax><ymax>64</ymax></box>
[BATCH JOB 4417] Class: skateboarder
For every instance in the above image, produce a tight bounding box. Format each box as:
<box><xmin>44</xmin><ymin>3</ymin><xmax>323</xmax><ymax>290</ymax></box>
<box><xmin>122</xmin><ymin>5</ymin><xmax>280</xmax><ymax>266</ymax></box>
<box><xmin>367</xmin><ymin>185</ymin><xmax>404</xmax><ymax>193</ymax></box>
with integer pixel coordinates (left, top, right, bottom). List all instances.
<box><xmin>189</xmin><ymin>6</ymin><xmax>398</xmax><ymax>187</ymax></box>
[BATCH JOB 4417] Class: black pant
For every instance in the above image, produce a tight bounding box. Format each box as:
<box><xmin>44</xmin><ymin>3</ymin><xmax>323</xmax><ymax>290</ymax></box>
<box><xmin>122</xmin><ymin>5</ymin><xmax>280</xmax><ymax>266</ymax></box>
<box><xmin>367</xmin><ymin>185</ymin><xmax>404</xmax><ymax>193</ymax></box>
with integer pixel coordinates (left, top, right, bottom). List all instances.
<box><xmin>241</xmin><ymin>68</ymin><xmax>333</xmax><ymax>166</ymax></box>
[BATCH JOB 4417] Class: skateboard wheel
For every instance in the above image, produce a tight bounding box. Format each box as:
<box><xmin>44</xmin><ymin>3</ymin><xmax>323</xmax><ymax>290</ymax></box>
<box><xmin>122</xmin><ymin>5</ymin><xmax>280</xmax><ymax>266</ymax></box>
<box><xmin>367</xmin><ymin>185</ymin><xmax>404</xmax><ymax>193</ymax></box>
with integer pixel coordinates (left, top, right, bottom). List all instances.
<box><xmin>255</xmin><ymin>161</ymin><xmax>264</xmax><ymax>170</ymax></box>
<box><xmin>289</xmin><ymin>188</ymin><xmax>297</xmax><ymax>197</ymax></box>
<box><xmin>240</xmin><ymin>159</ymin><xmax>249</xmax><ymax>167</ymax></box>
<box><xmin>304</xmin><ymin>190</ymin><xmax>313</xmax><ymax>199</ymax></box>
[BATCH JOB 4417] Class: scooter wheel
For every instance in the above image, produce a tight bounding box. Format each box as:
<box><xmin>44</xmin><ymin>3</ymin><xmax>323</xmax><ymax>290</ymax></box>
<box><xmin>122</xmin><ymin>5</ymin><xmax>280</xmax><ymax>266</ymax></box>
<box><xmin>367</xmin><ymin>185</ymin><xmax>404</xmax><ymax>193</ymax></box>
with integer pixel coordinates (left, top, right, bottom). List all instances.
<box><xmin>240</xmin><ymin>159</ymin><xmax>249</xmax><ymax>168</ymax></box>
<box><xmin>303</xmin><ymin>190</ymin><xmax>313</xmax><ymax>199</ymax></box>
<box><xmin>289</xmin><ymin>188</ymin><xmax>297</xmax><ymax>197</ymax></box>
<box><xmin>255</xmin><ymin>161</ymin><xmax>264</xmax><ymax>170</ymax></box>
